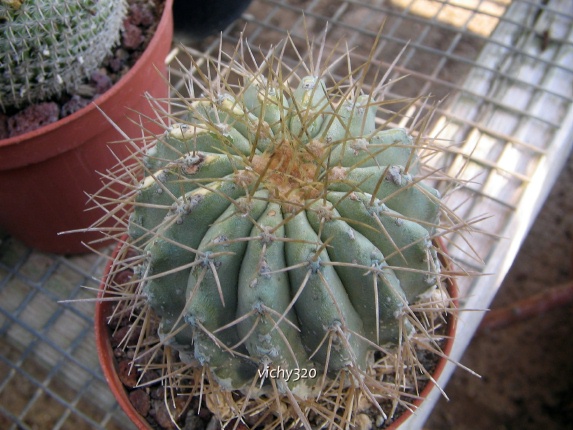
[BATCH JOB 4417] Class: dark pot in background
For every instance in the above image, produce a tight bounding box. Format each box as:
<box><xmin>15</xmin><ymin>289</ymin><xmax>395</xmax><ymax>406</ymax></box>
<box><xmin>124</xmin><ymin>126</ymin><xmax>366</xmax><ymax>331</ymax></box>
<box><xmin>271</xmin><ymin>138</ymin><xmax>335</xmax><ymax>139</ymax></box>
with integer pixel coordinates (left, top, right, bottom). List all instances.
<box><xmin>173</xmin><ymin>0</ymin><xmax>253</xmax><ymax>39</ymax></box>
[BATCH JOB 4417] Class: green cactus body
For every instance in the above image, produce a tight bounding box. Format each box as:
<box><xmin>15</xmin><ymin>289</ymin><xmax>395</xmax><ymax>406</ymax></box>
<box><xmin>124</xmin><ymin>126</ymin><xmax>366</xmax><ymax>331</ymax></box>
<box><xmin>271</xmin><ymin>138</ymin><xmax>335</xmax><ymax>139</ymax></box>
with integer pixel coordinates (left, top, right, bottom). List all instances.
<box><xmin>0</xmin><ymin>0</ymin><xmax>126</xmax><ymax>109</ymax></box>
<box><xmin>142</xmin><ymin>176</ymin><xmax>249</xmax><ymax>348</ymax></box>
<box><xmin>236</xmin><ymin>203</ymin><xmax>317</xmax><ymax>395</ymax></box>
<box><xmin>305</xmin><ymin>200</ymin><xmax>412</xmax><ymax>346</ymax></box>
<box><xmin>124</xmin><ymin>65</ymin><xmax>444</xmax><ymax>399</ymax></box>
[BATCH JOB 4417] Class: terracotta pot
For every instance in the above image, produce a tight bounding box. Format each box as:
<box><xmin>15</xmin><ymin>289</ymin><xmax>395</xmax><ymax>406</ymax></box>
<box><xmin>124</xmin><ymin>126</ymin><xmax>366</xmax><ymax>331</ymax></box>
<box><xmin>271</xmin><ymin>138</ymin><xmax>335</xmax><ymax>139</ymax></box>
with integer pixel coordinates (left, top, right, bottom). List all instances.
<box><xmin>385</xmin><ymin>238</ymin><xmax>458</xmax><ymax>429</ymax></box>
<box><xmin>95</xmin><ymin>241</ymin><xmax>155</xmax><ymax>430</ymax></box>
<box><xmin>95</xmin><ymin>237</ymin><xmax>458</xmax><ymax>430</ymax></box>
<box><xmin>0</xmin><ymin>0</ymin><xmax>174</xmax><ymax>255</ymax></box>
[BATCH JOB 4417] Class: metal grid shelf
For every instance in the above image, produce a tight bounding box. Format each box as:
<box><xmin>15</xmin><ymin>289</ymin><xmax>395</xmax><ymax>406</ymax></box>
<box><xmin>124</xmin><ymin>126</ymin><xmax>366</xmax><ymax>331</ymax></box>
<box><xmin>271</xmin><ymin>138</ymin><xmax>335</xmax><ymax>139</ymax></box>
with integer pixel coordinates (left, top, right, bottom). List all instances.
<box><xmin>0</xmin><ymin>239</ymin><xmax>132</xmax><ymax>429</ymax></box>
<box><xmin>1</xmin><ymin>0</ymin><xmax>572</xmax><ymax>429</ymax></box>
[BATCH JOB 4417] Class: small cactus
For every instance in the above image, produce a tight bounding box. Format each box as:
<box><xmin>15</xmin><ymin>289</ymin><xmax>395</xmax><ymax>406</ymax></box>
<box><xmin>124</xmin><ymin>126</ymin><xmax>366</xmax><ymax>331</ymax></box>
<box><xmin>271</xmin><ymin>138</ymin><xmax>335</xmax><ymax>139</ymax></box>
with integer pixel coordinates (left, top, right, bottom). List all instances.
<box><xmin>95</xmin><ymin>31</ymin><xmax>464</xmax><ymax>429</ymax></box>
<box><xmin>0</xmin><ymin>0</ymin><xmax>127</xmax><ymax>110</ymax></box>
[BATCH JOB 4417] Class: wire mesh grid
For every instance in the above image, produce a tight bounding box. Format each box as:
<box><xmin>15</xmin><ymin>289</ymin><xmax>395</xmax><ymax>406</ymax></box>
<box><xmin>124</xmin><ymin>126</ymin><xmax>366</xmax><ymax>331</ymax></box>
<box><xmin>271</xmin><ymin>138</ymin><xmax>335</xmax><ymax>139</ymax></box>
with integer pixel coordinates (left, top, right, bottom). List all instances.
<box><xmin>0</xmin><ymin>240</ymin><xmax>132</xmax><ymax>429</ymax></box>
<box><xmin>1</xmin><ymin>0</ymin><xmax>572</xmax><ymax>429</ymax></box>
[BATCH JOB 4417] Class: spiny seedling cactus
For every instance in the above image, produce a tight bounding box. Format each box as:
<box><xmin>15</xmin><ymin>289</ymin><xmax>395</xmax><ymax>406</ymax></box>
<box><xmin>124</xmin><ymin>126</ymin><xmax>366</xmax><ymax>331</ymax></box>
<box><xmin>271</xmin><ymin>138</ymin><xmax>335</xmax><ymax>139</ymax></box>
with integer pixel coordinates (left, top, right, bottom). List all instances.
<box><xmin>95</xmin><ymin>31</ymin><xmax>466</xmax><ymax>429</ymax></box>
<box><xmin>0</xmin><ymin>0</ymin><xmax>127</xmax><ymax>110</ymax></box>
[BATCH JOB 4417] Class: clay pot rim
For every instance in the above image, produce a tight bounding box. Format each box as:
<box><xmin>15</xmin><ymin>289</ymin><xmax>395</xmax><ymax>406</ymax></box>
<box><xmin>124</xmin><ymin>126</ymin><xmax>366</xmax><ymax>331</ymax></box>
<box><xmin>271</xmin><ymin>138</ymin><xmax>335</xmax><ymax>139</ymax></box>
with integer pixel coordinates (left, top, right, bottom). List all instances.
<box><xmin>95</xmin><ymin>237</ymin><xmax>155</xmax><ymax>430</ymax></box>
<box><xmin>95</xmin><ymin>236</ymin><xmax>458</xmax><ymax>430</ymax></box>
<box><xmin>387</xmin><ymin>236</ymin><xmax>458</xmax><ymax>428</ymax></box>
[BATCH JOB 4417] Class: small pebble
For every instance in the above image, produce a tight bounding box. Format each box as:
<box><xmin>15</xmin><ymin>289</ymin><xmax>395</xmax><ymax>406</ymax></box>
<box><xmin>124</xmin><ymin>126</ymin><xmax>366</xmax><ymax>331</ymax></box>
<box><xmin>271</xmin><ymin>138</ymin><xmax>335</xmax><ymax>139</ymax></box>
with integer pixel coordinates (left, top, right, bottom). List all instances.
<box><xmin>197</xmin><ymin>404</ymin><xmax>213</xmax><ymax>420</ymax></box>
<box><xmin>150</xmin><ymin>386</ymin><xmax>165</xmax><ymax>400</ymax></box>
<box><xmin>114</xmin><ymin>268</ymin><xmax>135</xmax><ymax>285</ymax></box>
<box><xmin>205</xmin><ymin>416</ymin><xmax>221</xmax><ymax>430</ymax></box>
<box><xmin>129</xmin><ymin>388</ymin><xmax>151</xmax><ymax>416</ymax></box>
<box><xmin>60</xmin><ymin>95</ymin><xmax>91</xmax><ymax>117</ymax></box>
<box><xmin>108</xmin><ymin>48</ymin><xmax>130</xmax><ymax>72</ymax></box>
<box><xmin>151</xmin><ymin>397</ymin><xmax>188</xmax><ymax>429</ymax></box>
<box><xmin>118</xmin><ymin>359</ymin><xmax>138</xmax><ymax>388</ymax></box>
<box><xmin>138</xmin><ymin>369</ymin><xmax>161</xmax><ymax>385</ymax></box>
<box><xmin>113</xmin><ymin>348</ymin><xmax>126</xmax><ymax>359</ymax></box>
<box><xmin>152</xmin><ymin>401</ymin><xmax>177</xmax><ymax>429</ymax></box>
<box><xmin>356</xmin><ymin>413</ymin><xmax>372</xmax><ymax>430</ymax></box>
<box><xmin>122</xmin><ymin>19</ymin><xmax>145</xmax><ymax>50</ymax></box>
<box><xmin>91</xmin><ymin>70</ymin><xmax>113</xmax><ymax>95</ymax></box>
<box><xmin>129</xmin><ymin>3</ymin><xmax>155</xmax><ymax>27</ymax></box>
<box><xmin>7</xmin><ymin>102</ymin><xmax>59</xmax><ymax>137</ymax></box>
<box><xmin>111</xmin><ymin>324</ymin><xmax>140</xmax><ymax>348</ymax></box>
<box><xmin>183</xmin><ymin>413</ymin><xmax>206</xmax><ymax>430</ymax></box>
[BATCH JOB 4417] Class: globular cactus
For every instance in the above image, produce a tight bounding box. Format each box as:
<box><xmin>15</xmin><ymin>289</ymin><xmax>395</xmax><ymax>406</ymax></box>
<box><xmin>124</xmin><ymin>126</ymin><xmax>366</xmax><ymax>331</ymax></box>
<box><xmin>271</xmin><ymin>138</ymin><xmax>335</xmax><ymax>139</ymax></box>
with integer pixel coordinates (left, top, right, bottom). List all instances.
<box><xmin>0</xmin><ymin>0</ymin><xmax>127</xmax><ymax>110</ymax></box>
<box><xmin>97</xmin><ymin>31</ymin><xmax>460</xmax><ymax>429</ymax></box>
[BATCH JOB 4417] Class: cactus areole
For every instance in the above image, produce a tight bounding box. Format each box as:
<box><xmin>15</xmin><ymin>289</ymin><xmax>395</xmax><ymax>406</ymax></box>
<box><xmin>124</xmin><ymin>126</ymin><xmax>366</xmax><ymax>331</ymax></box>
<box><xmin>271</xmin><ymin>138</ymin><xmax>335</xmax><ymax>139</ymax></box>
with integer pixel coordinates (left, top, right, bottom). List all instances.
<box><xmin>98</xmin><ymin>33</ymin><xmax>458</xmax><ymax>429</ymax></box>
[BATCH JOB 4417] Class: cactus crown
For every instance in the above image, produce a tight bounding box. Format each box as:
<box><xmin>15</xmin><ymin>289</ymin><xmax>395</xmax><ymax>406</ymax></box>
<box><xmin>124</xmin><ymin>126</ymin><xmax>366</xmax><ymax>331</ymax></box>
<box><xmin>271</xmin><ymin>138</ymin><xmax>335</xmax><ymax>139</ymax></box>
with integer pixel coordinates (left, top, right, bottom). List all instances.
<box><xmin>0</xmin><ymin>0</ymin><xmax>127</xmax><ymax>110</ymax></box>
<box><xmin>94</xmin><ymin>30</ymin><xmax>467</xmax><ymax>430</ymax></box>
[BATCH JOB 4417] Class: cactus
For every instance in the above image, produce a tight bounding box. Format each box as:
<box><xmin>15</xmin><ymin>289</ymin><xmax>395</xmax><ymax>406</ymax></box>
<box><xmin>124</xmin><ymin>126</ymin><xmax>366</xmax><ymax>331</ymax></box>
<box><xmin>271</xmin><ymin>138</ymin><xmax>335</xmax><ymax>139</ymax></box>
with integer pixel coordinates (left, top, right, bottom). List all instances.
<box><xmin>95</xmin><ymin>31</ymin><xmax>463</xmax><ymax>430</ymax></box>
<box><xmin>0</xmin><ymin>0</ymin><xmax>127</xmax><ymax>110</ymax></box>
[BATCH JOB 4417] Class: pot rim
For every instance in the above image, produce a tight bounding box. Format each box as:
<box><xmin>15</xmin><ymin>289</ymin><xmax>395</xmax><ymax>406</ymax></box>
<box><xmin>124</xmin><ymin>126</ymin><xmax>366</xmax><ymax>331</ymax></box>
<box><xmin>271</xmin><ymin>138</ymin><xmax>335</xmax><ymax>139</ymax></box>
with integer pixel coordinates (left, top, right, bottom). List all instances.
<box><xmin>95</xmin><ymin>239</ymin><xmax>154</xmax><ymax>430</ymax></box>
<box><xmin>95</xmin><ymin>236</ymin><xmax>458</xmax><ymax>430</ymax></box>
<box><xmin>385</xmin><ymin>236</ymin><xmax>458</xmax><ymax>429</ymax></box>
